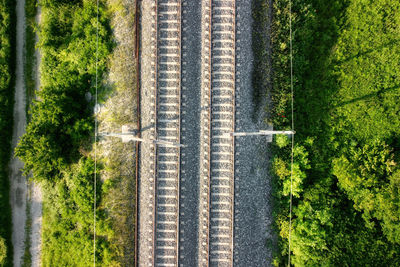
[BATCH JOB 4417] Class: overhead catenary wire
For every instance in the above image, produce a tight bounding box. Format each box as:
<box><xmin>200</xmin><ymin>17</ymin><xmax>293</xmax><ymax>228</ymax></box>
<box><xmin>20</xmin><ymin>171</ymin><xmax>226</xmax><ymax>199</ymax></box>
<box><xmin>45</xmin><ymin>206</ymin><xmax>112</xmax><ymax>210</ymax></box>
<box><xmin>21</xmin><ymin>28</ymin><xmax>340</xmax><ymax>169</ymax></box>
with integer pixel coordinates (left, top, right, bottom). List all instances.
<box><xmin>94</xmin><ymin>0</ymin><xmax>99</xmax><ymax>266</ymax></box>
<box><xmin>288</xmin><ymin>0</ymin><xmax>294</xmax><ymax>265</ymax></box>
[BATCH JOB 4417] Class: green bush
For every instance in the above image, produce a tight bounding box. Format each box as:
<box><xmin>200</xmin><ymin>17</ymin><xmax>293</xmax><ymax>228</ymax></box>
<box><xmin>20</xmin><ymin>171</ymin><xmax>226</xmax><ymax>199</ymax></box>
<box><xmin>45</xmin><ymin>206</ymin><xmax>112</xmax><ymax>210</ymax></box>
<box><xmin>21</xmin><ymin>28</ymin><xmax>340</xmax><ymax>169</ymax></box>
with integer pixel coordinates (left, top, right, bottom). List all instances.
<box><xmin>0</xmin><ymin>236</ymin><xmax>6</xmax><ymax>266</ymax></box>
<box><xmin>41</xmin><ymin>158</ymin><xmax>116</xmax><ymax>266</ymax></box>
<box><xmin>268</xmin><ymin>0</ymin><xmax>400</xmax><ymax>265</ymax></box>
<box><xmin>275</xmin><ymin>134</ymin><xmax>289</xmax><ymax>148</ymax></box>
<box><xmin>16</xmin><ymin>0</ymin><xmax>117</xmax><ymax>265</ymax></box>
<box><xmin>16</xmin><ymin>0</ymin><xmax>112</xmax><ymax>183</ymax></box>
<box><xmin>333</xmin><ymin>141</ymin><xmax>400</xmax><ymax>243</ymax></box>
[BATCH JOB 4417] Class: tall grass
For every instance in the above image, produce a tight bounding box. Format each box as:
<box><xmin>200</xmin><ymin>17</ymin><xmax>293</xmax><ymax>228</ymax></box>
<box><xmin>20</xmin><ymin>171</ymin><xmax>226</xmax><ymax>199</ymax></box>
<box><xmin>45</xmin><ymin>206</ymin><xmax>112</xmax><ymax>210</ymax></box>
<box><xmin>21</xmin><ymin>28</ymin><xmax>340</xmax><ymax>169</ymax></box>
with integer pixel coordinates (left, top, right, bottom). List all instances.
<box><xmin>0</xmin><ymin>0</ymin><xmax>16</xmax><ymax>265</ymax></box>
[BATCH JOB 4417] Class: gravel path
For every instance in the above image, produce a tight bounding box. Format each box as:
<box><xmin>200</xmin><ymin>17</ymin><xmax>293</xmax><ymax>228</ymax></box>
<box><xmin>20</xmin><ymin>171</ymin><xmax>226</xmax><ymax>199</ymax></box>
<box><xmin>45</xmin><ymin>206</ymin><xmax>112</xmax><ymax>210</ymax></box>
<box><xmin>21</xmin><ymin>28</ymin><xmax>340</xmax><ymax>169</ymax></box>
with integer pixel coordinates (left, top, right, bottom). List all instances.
<box><xmin>233</xmin><ymin>0</ymin><xmax>273</xmax><ymax>265</ymax></box>
<box><xmin>29</xmin><ymin>6</ymin><xmax>43</xmax><ymax>267</ymax></box>
<box><xmin>9</xmin><ymin>0</ymin><xmax>28</xmax><ymax>266</ymax></box>
<box><xmin>29</xmin><ymin>182</ymin><xmax>42</xmax><ymax>267</ymax></box>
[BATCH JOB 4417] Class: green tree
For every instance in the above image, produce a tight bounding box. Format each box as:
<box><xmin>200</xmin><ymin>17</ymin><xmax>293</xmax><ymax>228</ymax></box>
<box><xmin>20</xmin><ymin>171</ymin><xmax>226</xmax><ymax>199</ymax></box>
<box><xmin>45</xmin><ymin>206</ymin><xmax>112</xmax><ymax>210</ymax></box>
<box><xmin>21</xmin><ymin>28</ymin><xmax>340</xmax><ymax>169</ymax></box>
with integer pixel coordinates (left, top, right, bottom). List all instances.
<box><xmin>269</xmin><ymin>0</ymin><xmax>400</xmax><ymax>265</ymax></box>
<box><xmin>333</xmin><ymin>141</ymin><xmax>400</xmax><ymax>243</ymax></box>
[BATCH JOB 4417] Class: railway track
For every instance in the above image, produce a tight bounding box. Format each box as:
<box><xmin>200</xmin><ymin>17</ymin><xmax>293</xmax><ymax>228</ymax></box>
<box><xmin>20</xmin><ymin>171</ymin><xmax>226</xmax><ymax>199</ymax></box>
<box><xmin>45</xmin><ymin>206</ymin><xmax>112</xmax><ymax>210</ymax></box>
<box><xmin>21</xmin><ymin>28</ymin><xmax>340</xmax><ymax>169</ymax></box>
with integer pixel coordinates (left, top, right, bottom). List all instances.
<box><xmin>209</xmin><ymin>0</ymin><xmax>236</xmax><ymax>265</ymax></box>
<box><xmin>199</xmin><ymin>0</ymin><xmax>236</xmax><ymax>266</ymax></box>
<box><xmin>154</xmin><ymin>0</ymin><xmax>182</xmax><ymax>266</ymax></box>
<box><xmin>140</xmin><ymin>0</ymin><xmax>237</xmax><ymax>266</ymax></box>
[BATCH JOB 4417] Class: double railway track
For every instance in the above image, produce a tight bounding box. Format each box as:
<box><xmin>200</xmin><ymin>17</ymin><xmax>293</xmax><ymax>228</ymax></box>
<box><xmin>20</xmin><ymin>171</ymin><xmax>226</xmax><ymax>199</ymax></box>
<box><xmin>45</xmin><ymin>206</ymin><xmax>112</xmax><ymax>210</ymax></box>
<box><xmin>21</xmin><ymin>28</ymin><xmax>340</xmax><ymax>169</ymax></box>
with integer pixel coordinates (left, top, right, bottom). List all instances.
<box><xmin>139</xmin><ymin>0</ymin><xmax>237</xmax><ymax>266</ymax></box>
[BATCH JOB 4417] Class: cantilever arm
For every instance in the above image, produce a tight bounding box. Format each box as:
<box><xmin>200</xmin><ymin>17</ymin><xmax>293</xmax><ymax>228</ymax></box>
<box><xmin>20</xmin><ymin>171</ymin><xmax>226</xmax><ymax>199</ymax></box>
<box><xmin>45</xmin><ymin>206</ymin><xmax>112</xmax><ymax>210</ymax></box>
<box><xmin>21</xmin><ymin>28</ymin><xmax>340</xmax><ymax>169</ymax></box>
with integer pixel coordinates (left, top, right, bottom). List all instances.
<box><xmin>225</xmin><ymin>130</ymin><xmax>295</xmax><ymax>137</ymax></box>
<box><xmin>98</xmin><ymin>132</ymin><xmax>185</xmax><ymax>147</ymax></box>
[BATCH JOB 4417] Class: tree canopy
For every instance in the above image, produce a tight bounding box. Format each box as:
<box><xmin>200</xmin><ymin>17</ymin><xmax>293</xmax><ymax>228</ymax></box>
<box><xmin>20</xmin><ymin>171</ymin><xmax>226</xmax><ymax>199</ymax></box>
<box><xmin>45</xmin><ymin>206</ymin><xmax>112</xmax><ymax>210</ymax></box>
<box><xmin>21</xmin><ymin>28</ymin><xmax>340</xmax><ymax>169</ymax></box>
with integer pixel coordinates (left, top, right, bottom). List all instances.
<box><xmin>267</xmin><ymin>0</ymin><xmax>400</xmax><ymax>265</ymax></box>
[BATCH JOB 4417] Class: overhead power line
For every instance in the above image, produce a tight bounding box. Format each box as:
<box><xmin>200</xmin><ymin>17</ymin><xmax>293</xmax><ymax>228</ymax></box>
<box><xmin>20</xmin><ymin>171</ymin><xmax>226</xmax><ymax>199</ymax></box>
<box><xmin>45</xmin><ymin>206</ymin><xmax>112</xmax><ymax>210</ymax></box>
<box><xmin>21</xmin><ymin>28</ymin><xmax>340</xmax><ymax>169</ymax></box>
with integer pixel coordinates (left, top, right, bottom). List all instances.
<box><xmin>288</xmin><ymin>0</ymin><xmax>295</xmax><ymax>265</ymax></box>
<box><xmin>94</xmin><ymin>0</ymin><xmax>99</xmax><ymax>266</ymax></box>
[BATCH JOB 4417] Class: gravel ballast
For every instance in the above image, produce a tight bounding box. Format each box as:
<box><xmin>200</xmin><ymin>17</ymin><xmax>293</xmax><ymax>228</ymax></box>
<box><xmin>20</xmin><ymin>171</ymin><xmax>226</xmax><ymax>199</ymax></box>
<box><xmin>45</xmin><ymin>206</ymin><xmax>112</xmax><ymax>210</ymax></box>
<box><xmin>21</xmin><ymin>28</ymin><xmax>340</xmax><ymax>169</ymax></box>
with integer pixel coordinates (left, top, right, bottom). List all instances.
<box><xmin>138</xmin><ymin>1</ymin><xmax>273</xmax><ymax>265</ymax></box>
<box><xmin>178</xmin><ymin>0</ymin><xmax>202</xmax><ymax>265</ymax></box>
<box><xmin>233</xmin><ymin>0</ymin><xmax>273</xmax><ymax>265</ymax></box>
<box><xmin>138</xmin><ymin>0</ymin><xmax>158</xmax><ymax>265</ymax></box>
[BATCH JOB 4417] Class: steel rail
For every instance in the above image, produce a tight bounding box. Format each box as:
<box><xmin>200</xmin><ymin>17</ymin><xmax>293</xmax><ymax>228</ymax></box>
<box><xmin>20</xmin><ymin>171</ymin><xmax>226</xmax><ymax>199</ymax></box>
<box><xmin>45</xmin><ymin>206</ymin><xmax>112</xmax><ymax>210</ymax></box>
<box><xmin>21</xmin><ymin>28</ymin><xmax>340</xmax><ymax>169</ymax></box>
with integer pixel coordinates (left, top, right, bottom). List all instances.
<box><xmin>206</xmin><ymin>0</ymin><xmax>212</xmax><ymax>264</ymax></box>
<box><xmin>152</xmin><ymin>1</ymin><xmax>159</xmax><ymax>266</ymax></box>
<box><xmin>198</xmin><ymin>0</ymin><xmax>212</xmax><ymax>264</ymax></box>
<box><xmin>231</xmin><ymin>1</ymin><xmax>236</xmax><ymax>265</ymax></box>
<box><xmin>176</xmin><ymin>0</ymin><xmax>182</xmax><ymax>265</ymax></box>
<box><xmin>134</xmin><ymin>0</ymin><xmax>140</xmax><ymax>265</ymax></box>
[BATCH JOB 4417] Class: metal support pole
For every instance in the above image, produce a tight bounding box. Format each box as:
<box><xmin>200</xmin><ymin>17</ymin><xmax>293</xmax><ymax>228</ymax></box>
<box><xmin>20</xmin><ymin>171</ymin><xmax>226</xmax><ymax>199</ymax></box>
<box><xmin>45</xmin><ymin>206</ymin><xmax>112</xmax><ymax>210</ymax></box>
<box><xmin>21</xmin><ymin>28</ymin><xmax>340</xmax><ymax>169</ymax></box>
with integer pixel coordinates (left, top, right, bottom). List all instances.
<box><xmin>98</xmin><ymin>132</ymin><xmax>185</xmax><ymax>147</ymax></box>
<box><xmin>225</xmin><ymin>130</ymin><xmax>295</xmax><ymax>137</ymax></box>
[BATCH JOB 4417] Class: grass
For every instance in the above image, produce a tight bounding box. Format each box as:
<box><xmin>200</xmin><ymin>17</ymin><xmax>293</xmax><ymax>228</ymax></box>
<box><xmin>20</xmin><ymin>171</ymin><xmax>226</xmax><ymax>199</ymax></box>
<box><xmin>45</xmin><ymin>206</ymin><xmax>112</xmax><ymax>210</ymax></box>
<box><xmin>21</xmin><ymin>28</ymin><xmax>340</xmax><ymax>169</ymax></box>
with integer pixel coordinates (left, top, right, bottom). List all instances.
<box><xmin>24</xmin><ymin>0</ymin><xmax>38</xmax><ymax>119</ymax></box>
<box><xmin>97</xmin><ymin>0</ymin><xmax>138</xmax><ymax>264</ymax></box>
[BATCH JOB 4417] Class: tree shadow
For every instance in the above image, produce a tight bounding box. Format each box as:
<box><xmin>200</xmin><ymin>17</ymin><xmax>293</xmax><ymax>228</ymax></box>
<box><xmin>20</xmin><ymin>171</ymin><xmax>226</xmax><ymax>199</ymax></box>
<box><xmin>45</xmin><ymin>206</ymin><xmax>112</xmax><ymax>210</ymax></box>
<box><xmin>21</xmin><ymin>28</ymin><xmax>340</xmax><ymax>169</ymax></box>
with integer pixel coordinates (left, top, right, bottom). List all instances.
<box><xmin>336</xmin><ymin>38</ymin><xmax>400</xmax><ymax>64</ymax></box>
<box><xmin>334</xmin><ymin>84</ymin><xmax>400</xmax><ymax>108</ymax></box>
<box><xmin>251</xmin><ymin>0</ymin><xmax>272</xmax><ymax>121</ymax></box>
<box><xmin>294</xmin><ymin>0</ymin><xmax>349</xmax><ymax>138</ymax></box>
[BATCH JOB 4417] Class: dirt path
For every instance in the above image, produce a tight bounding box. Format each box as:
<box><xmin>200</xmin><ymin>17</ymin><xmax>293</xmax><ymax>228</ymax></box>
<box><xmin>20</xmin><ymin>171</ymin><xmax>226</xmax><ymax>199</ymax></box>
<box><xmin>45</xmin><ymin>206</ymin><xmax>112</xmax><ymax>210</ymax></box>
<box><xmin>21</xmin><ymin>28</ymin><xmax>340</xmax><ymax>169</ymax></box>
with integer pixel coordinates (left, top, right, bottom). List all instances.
<box><xmin>29</xmin><ymin>182</ymin><xmax>42</xmax><ymax>267</ymax></box>
<box><xmin>29</xmin><ymin>5</ymin><xmax>43</xmax><ymax>267</ymax></box>
<box><xmin>9</xmin><ymin>0</ymin><xmax>27</xmax><ymax>266</ymax></box>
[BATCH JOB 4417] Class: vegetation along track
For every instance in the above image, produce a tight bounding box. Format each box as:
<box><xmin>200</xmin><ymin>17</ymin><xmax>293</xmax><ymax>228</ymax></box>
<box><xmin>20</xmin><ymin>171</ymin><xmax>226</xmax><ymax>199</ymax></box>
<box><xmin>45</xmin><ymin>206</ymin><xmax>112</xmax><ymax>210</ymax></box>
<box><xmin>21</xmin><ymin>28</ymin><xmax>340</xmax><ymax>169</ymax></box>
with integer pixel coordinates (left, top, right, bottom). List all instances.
<box><xmin>199</xmin><ymin>0</ymin><xmax>236</xmax><ymax>266</ymax></box>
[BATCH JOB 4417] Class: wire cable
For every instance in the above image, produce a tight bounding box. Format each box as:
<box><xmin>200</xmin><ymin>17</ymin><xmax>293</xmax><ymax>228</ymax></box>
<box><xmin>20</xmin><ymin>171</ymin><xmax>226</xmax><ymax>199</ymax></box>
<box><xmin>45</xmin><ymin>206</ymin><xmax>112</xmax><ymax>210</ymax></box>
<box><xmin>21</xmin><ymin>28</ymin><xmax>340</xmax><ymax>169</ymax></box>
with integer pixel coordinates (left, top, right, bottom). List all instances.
<box><xmin>94</xmin><ymin>0</ymin><xmax>99</xmax><ymax>266</ymax></box>
<box><xmin>288</xmin><ymin>0</ymin><xmax>294</xmax><ymax>265</ymax></box>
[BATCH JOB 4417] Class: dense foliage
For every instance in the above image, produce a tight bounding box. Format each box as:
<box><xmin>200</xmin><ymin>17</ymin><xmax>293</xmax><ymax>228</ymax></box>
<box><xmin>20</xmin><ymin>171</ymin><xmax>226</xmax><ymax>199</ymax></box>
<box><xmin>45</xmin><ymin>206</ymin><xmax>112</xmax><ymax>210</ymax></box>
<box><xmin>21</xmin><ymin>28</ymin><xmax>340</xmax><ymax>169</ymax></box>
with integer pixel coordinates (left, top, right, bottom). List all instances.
<box><xmin>25</xmin><ymin>0</ymin><xmax>38</xmax><ymax>110</ymax></box>
<box><xmin>267</xmin><ymin>0</ymin><xmax>400</xmax><ymax>265</ymax></box>
<box><xmin>15</xmin><ymin>0</ymin><xmax>116</xmax><ymax>265</ymax></box>
<box><xmin>16</xmin><ymin>0</ymin><xmax>112</xmax><ymax>182</ymax></box>
<box><xmin>0</xmin><ymin>0</ymin><xmax>15</xmax><ymax>265</ymax></box>
<box><xmin>41</xmin><ymin>158</ymin><xmax>117</xmax><ymax>266</ymax></box>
